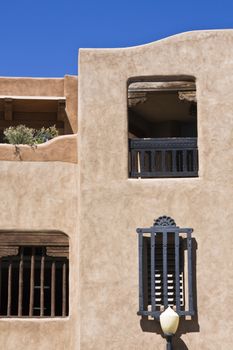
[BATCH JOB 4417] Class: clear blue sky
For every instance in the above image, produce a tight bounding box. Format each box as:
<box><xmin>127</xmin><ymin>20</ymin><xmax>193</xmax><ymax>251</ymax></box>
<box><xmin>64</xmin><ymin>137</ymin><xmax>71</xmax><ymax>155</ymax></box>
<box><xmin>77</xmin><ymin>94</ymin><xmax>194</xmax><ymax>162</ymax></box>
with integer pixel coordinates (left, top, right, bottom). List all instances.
<box><xmin>1</xmin><ymin>0</ymin><xmax>233</xmax><ymax>77</ymax></box>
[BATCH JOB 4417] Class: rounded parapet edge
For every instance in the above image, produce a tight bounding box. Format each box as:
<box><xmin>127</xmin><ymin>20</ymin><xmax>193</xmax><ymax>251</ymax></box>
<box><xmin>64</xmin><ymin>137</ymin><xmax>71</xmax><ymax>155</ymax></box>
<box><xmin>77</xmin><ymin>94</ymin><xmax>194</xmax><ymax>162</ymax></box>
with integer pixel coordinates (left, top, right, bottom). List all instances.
<box><xmin>0</xmin><ymin>134</ymin><xmax>78</xmax><ymax>163</ymax></box>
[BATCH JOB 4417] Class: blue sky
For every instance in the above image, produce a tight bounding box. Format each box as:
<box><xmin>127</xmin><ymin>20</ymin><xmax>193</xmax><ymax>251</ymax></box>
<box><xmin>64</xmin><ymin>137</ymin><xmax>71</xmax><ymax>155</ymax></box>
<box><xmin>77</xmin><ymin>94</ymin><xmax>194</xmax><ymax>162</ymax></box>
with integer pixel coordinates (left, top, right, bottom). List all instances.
<box><xmin>1</xmin><ymin>0</ymin><xmax>233</xmax><ymax>77</ymax></box>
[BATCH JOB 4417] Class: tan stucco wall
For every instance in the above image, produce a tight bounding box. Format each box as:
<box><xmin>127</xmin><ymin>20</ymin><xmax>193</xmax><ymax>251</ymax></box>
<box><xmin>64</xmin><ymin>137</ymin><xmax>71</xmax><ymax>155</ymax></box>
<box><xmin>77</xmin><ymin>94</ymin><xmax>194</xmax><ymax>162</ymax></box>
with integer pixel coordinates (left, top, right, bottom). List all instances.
<box><xmin>0</xmin><ymin>161</ymin><xmax>79</xmax><ymax>350</ymax></box>
<box><xmin>78</xmin><ymin>30</ymin><xmax>233</xmax><ymax>349</ymax></box>
<box><xmin>0</xmin><ymin>74</ymin><xmax>78</xmax><ymax>133</ymax></box>
<box><xmin>0</xmin><ymin>134</ymin><xmax>77</xmax><ymax>163</ymax></box>
<box><xmin>0</xmin><ymin>77</ymin><xmax>64</xmax><ymax>97</ymax></box>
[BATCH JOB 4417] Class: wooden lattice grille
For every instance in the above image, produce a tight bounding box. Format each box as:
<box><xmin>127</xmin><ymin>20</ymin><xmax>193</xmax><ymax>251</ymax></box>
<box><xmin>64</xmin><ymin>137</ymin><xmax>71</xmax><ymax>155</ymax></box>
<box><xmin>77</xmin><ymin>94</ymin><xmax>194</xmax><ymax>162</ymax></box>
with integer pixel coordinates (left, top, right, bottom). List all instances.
<box><xmin>137</xmin><ymin>216</ymin><xmax>194</xmax><ymax>319</ymax></box>
<box><xmin>0</xmin><ymin>231</ymin><xmax>69</xmax><ymax>318</ymax></box>
<box><xmin>145</xmin><ymin>235</ymin><xmax>184</xmax><ymax>308</ymax></box>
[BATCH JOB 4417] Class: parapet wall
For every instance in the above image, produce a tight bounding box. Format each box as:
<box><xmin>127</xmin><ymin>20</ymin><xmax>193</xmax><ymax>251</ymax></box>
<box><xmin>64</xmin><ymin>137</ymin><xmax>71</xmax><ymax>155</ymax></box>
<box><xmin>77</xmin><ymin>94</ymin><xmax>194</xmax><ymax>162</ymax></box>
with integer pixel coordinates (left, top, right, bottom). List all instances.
<box><xmin>0</xmin><ymin>134</ymin><xmax>77</xmax><ymax>163</ymax></box>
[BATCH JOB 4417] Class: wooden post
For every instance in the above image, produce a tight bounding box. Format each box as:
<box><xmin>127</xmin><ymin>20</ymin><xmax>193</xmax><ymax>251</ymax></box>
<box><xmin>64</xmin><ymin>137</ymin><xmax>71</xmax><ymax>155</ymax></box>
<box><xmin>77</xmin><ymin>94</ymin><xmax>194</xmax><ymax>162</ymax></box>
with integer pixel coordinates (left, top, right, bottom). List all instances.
<box><xmin>4</xmin><ymin>98</ymin><xmax>13</xmax><ymax>121</ymax></box>
<box><xmin>29</xmin><ymin>248</ymin><xmax>35</xmax><ymax>316</ymax></box>
<box><xmin>18</xmin><ymin>248</ymin><xmax>24</xmax><ymax>316</ymax></box>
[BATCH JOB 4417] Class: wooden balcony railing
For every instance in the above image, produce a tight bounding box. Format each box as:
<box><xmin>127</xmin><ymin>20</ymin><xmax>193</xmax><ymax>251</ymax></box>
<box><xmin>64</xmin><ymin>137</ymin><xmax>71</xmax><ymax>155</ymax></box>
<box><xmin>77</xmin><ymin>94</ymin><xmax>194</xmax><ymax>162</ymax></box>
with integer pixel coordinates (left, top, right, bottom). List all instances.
<box><xmin>129</xmin><ymin>138</ymin><xmax>198</xmax><ymax>178</ymax></box>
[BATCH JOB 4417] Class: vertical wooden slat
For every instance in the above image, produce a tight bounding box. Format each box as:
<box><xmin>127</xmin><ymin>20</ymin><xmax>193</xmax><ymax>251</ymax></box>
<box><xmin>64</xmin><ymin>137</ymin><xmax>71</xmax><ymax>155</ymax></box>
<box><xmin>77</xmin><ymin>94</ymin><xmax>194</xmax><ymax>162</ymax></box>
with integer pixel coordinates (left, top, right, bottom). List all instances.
<box><xmin>138</xmin><ymin>232</ymin><xmax>144</xmax><ymax>313</ymax></box>
<box><xmin>62</xmin><ymin>261</ymin><xmax>67</xmax><ymax>317</ymax></box>
<box><xmin>162</xmin><ymin>231</ymin><xmax>168</xmax><ymax>308</ymax></box>
<box><xmin>172</xmin><ymin>150</ymin><xmax>177</xmax><ymax>173</ymax></box>
<box><xmin>187</xmin><ymin>232</ymin><xmax>194</xmax><ymax>314</ymax></box>
<box><xmin>18</xmin><ymin>248</ymin><xmax>24</xmax><ymax>316</ymax></box>
<box><xmin>137</xmin><ymin>151</ymin><xmax>140</xmax><ymax>176</ymax></box>
<box><xmin>193</xmin><ymin>149</ymin><xmax>198</xmax><ymax>173</ymax></box>
<box><xmin>132</xmin><ymin>150</ymin><xmax>137</xmax><ymax>177</ymax></box>
<box><xmin>139</xmin><ymin>151</ymin><xmax>145</xmax><ymax>177</ymax></box>
<box><xmin>187</xmin><ymin>151</ymin><xmax>192</xmax><ymax>172</ymax></box>
<box><xmin>161</xmin><ymin>150</ymin><xmax>166</xmax><ymax>173</ymax></box>
<box><xmin>143</xmin><ymin>238</ymin><xmax>149</xmax><ymax>310</ymax></box>
<box><xmin>177</xmin><ymin>151</ymin><xmax>182</xmax><ymax>172</ymax></box>
<box><xmin>0</xmin><ymin>259</ymin><xmax>2</xmax><ymax>314</ymax></box>
<box><xmin>129</xmin><ymin>149</ymin><xmax>133</xmax><ymax>176</ymax></box>
<box><xmin>40</xmin><ymin>252</ymin><xmax>45</xmax><ymax>317</ymax></box>
<box><xmin>183</xmin><ymin>150</ymin><xmax>187</xmax><ymax>173</ymax></box>
<box><xmin>151</xmin><ymin>150</ymin><xmax>156</xmax><ymax>173</ymax></box>
<box><xmin>175</xmin><ymin>232</ymin><xmax>181</xmax><ymax>313</ymax></box>
<box><xmin>51</xmin><ymin>261</ymin><xmax>56</xmax><ymax>317</ymax></box>
<box><xmin>150</xmin><ymin>232</ymin><xmax>156</xmax><ymax>312</ymax></box>
<box><xmin>7</xmin><ymin>258</ymin><xmax>12</xmax><ymax>316</ymax></box>
<box><xmin>29</xmin><ymin>247</ymin><xmax>35</xmax><ymax>317</ymax></box>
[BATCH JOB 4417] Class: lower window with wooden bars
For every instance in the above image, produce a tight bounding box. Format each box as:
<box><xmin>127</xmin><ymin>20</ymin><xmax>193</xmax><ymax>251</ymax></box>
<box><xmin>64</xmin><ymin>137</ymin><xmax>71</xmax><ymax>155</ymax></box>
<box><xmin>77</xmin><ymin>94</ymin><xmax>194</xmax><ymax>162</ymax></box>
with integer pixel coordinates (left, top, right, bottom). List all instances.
<box><xmin>0</xmin><ymin>231</ymin><xmax>69</xmax><ymax>318</ymax></box>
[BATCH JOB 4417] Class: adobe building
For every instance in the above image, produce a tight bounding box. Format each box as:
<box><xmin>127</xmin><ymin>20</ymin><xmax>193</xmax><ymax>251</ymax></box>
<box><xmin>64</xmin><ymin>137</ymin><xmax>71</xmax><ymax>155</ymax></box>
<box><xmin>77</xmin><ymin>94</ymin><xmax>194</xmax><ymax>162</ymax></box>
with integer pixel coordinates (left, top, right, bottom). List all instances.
<box><xmin>0</xmin><ymin>30</ymin><xmax>232</xmax><ymax>349</ymax></box>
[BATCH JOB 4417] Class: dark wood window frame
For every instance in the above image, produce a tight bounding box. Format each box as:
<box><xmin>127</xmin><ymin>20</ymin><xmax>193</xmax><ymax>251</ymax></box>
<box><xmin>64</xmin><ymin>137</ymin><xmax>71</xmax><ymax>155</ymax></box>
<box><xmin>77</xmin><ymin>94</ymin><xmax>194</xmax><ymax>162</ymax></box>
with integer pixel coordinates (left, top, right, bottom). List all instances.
<box><xmin>137</xmin><ymin>216</ymin><xmax>195</xmax><ymax>319</ymax></box>
<box><xmin>0</xmin><ymin>231</ymin><xmax>69</xmax><ymax>318</ymax></box>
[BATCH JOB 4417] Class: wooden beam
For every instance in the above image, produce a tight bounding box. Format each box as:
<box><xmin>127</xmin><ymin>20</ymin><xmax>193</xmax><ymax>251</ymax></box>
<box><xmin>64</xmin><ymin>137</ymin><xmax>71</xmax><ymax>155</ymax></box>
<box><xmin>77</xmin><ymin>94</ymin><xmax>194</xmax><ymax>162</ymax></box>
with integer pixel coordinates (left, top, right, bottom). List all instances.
<box><xmin>128</xmin><ymin>81</ymin><xmax>196</xmax><ymax>92</ymax></box>
<box><xmin>46</xmin><ymin>246</ymin><xmax>69</xmax><ymax>258</ymax></box>
<box><xmin>0</xmin><ymin>231</ymin><xmax>69</xmax><ymax>247</ymax></box>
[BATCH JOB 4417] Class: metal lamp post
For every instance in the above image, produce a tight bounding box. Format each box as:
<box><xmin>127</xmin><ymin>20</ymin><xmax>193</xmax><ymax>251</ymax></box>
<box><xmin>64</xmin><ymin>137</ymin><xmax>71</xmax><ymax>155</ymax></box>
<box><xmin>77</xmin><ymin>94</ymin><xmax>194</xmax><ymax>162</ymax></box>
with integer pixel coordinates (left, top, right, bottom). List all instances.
<box><xmin>160</xmin><ymin>307</ymin><xmax>179</xmax><ymax>350</ymax></box>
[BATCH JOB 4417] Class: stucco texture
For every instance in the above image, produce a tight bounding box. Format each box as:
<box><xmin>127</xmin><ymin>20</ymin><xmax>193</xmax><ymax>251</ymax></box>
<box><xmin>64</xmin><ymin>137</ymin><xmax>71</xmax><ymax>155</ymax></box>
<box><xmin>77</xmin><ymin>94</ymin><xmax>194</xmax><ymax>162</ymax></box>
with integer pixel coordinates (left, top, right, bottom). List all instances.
<box><xmin>78</xmin><ymin>30</ymin><xmax>233</xmax><ymax>349</ymax></box>
<box><xmin>0</xmin><ymin>135</ymin><xmax>77</xmax><ymax>163</ymax></box>
<box><xmin>0</xmin><ymin>74</ymin><xmax>78</xmax><ymax>133</ymax></box>
<box><xmin>0</xmin><ymin>161</ymin><xmax>79</xmax><ymax>350</ymax></box>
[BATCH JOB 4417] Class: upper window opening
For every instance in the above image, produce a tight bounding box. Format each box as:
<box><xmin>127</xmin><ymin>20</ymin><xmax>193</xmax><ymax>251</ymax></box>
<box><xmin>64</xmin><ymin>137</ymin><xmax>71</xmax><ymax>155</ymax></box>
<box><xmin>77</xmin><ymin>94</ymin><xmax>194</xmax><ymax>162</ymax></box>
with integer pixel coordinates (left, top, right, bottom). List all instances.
<box><xmin>128</xmin><ymin>77</ymin><xmax>198</xmax><ymax>178</ymax></box>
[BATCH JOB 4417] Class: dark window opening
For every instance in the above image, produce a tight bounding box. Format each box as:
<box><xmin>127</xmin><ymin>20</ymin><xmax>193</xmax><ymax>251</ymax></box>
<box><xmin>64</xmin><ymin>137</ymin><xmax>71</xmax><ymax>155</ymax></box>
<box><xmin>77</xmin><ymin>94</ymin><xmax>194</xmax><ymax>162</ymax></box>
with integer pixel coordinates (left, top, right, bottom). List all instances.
<box><xmin>128</xmin><ymin>77</ymin><xmax>198</xmax><ymax>178</ymax></box>
<box><xmin>0</xmin><ymin>98</ymin><xmax>73</xmax><ymax>143</ymax></box>
<box><xmin>0</xmin><ymin>232</ymin><xmax>69</xmax><ymax>318</ymax></box>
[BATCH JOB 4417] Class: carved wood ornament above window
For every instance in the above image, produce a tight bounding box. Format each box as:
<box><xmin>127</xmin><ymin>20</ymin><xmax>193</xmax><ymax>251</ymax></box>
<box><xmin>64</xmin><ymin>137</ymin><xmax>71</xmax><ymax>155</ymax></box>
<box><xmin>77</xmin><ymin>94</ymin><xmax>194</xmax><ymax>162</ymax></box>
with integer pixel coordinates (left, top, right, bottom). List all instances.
<box><xmin>0</xmin><ymin>231</ymin><xmax>69</xmax><ymax>259</ymax></box>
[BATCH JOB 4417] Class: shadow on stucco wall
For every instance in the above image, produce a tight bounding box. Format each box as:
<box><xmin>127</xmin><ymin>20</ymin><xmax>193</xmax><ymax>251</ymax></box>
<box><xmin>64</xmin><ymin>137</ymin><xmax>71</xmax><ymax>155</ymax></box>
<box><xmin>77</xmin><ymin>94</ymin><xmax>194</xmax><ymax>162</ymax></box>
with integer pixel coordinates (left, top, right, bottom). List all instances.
<box><xmin>140</xmin><ymin>239</ymin><xmax>199</xmax><ymax>349</ymax></box>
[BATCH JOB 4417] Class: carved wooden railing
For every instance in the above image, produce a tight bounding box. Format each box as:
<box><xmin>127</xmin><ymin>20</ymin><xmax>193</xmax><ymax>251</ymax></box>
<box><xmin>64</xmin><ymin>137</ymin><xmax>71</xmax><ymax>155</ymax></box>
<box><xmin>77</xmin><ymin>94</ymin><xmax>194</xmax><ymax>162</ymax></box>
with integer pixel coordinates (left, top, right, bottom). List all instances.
<box><xmin>129</xmin><ymin>138</ymin><xmax>198</xmax><ymax>178</ymax></box>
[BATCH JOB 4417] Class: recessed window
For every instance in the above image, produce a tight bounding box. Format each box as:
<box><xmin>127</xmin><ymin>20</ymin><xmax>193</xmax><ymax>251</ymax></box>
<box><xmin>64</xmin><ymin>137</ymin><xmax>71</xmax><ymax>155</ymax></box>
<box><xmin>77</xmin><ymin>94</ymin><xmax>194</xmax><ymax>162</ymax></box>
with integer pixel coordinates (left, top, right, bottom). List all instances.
<box><xmin>0</xmin><ymin>231</ymin><xmax>69</xmax><ymax>318</ymax></box>
<box><xmin>128</xmin><ymin>77</ymin><xmax>198</xmax><ymax>178</ymax></box>
<box><xmin>0</xmin><ymin>97</ymin><xmax>73</xmax><ymax>143</ymax></box>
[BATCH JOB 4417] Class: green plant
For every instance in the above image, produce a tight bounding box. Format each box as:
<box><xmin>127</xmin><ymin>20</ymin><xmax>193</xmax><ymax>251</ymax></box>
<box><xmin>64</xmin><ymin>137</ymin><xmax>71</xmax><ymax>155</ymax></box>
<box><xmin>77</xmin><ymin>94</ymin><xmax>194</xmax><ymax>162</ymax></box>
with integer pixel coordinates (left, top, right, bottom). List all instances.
<box><xmin>34</xmin><ymin>125</ymin><xmax>59</xmax><ymax>144</ymax></box>
<box><xmin>4</xmin><ymin>125</ymin><xmax>35</xmax><ymax>145</ymax></box>
<box><xmin>3</xmin><ymin>124</ymin><xmax>59</xmax><ymax>145</ymax></box>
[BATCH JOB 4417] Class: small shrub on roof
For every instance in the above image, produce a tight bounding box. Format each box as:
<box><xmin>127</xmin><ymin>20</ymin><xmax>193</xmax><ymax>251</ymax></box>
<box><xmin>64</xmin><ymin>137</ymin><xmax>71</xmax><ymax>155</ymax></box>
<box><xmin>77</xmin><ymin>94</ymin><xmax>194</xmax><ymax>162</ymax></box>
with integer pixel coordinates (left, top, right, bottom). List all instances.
<box><xmin>3</xmin><ymin>124</ymin><xmax>59</xmax><ymax>145</ymax></box>
<box><xmin>4</xmin><ymin>125</ymin><xmax>35</xmax><ymax>145</ymax></box>
<box><xmin>34</xmin><ymin>125</ymin><xmax>59</xmax><ymax>144</ymax></box>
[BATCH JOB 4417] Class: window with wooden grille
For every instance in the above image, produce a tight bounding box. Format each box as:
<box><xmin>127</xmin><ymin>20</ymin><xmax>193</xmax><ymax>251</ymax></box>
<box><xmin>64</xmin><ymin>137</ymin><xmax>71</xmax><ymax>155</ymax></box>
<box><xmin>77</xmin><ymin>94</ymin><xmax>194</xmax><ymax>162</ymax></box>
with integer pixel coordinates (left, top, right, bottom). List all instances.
<box><xmin>0</xmin><ymin>231</ymin><xmax>69</xmax><ymax>318</ymax></box>
<box><xmin>137</xmin><ymin>216</ymin><xmax>194</xmax><ymax>319</ymax></box>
